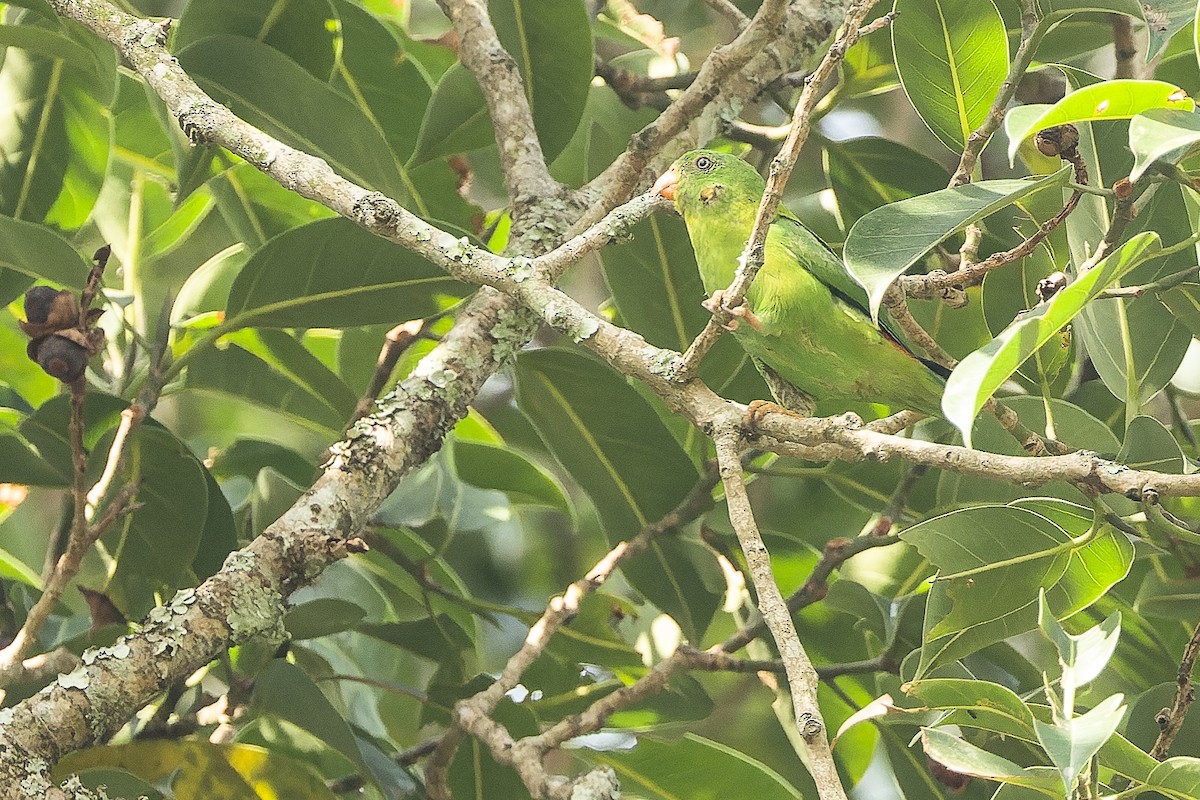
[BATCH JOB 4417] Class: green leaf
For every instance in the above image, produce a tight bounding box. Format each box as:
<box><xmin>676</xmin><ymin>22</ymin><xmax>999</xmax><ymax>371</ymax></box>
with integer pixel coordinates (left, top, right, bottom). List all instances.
<box><xmin>823</xmin><ymin>137</ymin><xmax>950</xmax><ymax>229</ymax></box>
<box><xmin>409</xmin><ymin>64</ymin><xmax>494</xmax><ymax>165</ymax></box>
<box><xmin>1134</xmin><ymin>569</ymin><xmax>1200</xmax><ymax>620</ymax></box>
<box><xmin>1117</xmin><ymin>415</ymin><xmax>1185</xmax><ymax>473</ymax></box>
<box><xmin>4</xmin><ymin>0</ymin><xmax>57</xmax><ymax>19</ymax></box>
<box><xmin>250</xmin><ymin>467</ymin><xmax>305</xmax><ymax>539</ymax></box>
<box><xmin>0</xmin><ymin>542</ymin><xmax>43</xmax><ymax>588</ymax></box>
<box><xmin>487</xmin><ymin>0</ymin><xmax>593</xmax><ymax>162</ymax></box>
<box><xmin>171</xmin><ymin>243</ymin><xmax>249</xmax><ymax>324</ymax></box>
<box><xmin>1161</xmin><ymin>283</ymin><xmax>1200</xmax><ymax>337</ymax></box>
<box><xmin>330</xmin><ymin>0</ymin><xmax>431</xmax><ymax>164</ymax></box>
<box><xmin>224</xmin><ymin>217</ymin><xmax>467</xmax><ymax>329</ymax></box>
<box><xmin>587</xmin><ymin>733</ymin><xmax>804</xmax><ymax>799</ymax></box>
<box><xmin>18</xmin><ymin>392</ymin><xmax>131</xmax><ymax>477</ymax></box>
<box><xmin>0</xmin><ymin>18</ymin><xmax>115</xmax><ymax>229</ymax></box>
<box><xmin>844</xmin><ymin>167</ymin><xmax>1072</xmax><ymax>322</ymax></box>
<box><xmin>901</xmin><ymin>505</ymin><xmax>1074</xmax><ymax>639</ymax></box>
<box><xmin>1140</xmin><ymin>0</ymin><xmax>1195</xmax><ymax>60</ymax></box>
<box><xmin>184</xmin><ymin>344</ymin><xmax>346</xmax><ymax>434</ymax></box>
<box><xmin>1146</xmin><ymin>756</ymin><xmax>1200</xmax><ymax>799</ymax></box>
<box><xmin>58</xmin><ymin>741</ymin><xmax>336</xmax><ymax>800</ymax></box>
<box><xmin>1016</xmin><ymin>498</ymin><xmax>1133</xmax><ymax>618</ymax></box>
<box><xmin>1076</xmin><ymin>283</ymin><xmax>1192</xmax><ymax>413</ymax></box>
<box><xmin>358</xmin><ymin>615</ymin><xmax>473</xmax><ymax>662</ymax></box>
<box><xmin>891</xmin><ymin>0</ymin><xmax>1008</xmax><ymax>151</ymax></box>
<box><xmin>178</xmin><ymin>34</ymin><xmax>410</xmax><ymax>203</ymax></box>
<box><xmin>1034</xmin><ymin>0</ymin><xmax>1142</xmax><ymax>21</ymax></box>
<box><xmin>0</xmin><ymin>24</ymin><xmax>94</xmax><ymax>69</ymax></box>
<box><xmin>252</xmin><ymin>660</ymin><xmax>385</xmax><ymax>790</ymax></box>
<box><xmin>448</xmin><ymin>438</ymin><xmax>571</xmax><ymax>515</ymax></box>
<box><xmin>226</xmin><ymin>329</ymin><xmax>357</xmax><ymax>420</ymax></box>
<box><xmin>66</xmin><ymin>770</ymin><xmax>165</xmax><ymax>800</ymax></box>
<box><xmin>1034</xmin><ymin>694</ymin><xmax>1126</xmax><ymax>794</ymax></box>
<box><xmin>515</xmin><ymin>348</ymin><xmax>719</xmax><ymax>641</ymax></box>
<box><xmin>1129</xmin><ymin>108</ymin><xmax>1200</xmax><ymax>181</ymax></box>
<box><xmin>194</xmin><ymin>466</ymin><xmax>238</xmax><ymax>580</ymax></box>
<box><xmin>284</xmin><ymin>598</ymin><xmax>367</xmax><ymax>640</ymax></box>
<box><xmin>1006</xmin><ymin>79</ymin><xmax>1194</xmax><ymax>164</ymax></box>
<box><xmin>515</xmin><ymin>348</ymin><xmax>702</xmax><ymax>534</ymax></box>
<box><xmin>942</xmin><ymin>232</ymin><xmax>1161</xmax><ymax>445</ymax></box>
<box><xmin>207</xmin><ymin>162</ymin><xmax>337</xmax><ymax>251</ymax></box>
<box><xmin>1038</xmin><ymin>597</ymin><xmax>1122</xmax><ymax>688</ymax></box>
<box><xmin>175</xmin><ymin>0</ymin><xmax>338</xmax><ymax>79</ymax></box>
<box><xmin>919</xmin><ymin>728</ymin><xmax>1062</xmax><ymax>792</ymax></box>
<box><xmin>100</xmin><ymin>426</ymin><xmax>210</xmax><ymax>617</ymax></box>
<box><xmin>906</xmin><ymin>679</ymin><xmax>1035</xmax><ymax>739</ymax></box>
<box><xmin>209</xmin><ymin>438</ymin><xmax>317</xmax><ymax>487</ymax></box>
<box><xmin>0</xmin><ymin>432</ymin><xmax>65</xmax><ymax>487</ymax></box>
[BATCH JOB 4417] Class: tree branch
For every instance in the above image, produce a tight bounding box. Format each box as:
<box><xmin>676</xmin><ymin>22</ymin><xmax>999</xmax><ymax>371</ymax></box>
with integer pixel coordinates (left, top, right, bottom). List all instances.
<box><xmin>713</xmin><ymin>429</ymin><xmax>846</xmax><ymax>799</ymax></box>
<box><xmin>436</xmin><ymin>0</ymin><xmax>561</xmax><ymax>205</ymax></box>
<box><xmin>428</xmin><ymin>466</ymin><xmax>720</xmax><ymax>798</ymax></box>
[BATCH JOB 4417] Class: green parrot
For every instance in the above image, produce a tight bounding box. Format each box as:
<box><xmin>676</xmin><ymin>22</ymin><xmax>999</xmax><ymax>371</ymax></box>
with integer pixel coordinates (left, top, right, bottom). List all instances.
<box><xmin>652</xmin><ymin>149</ymin><xmax>946</xmax><ymax>416</ymax></box>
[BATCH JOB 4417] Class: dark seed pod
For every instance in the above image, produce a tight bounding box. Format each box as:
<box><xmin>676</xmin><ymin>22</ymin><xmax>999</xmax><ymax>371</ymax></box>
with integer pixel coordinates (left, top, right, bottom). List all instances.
<box><xmin>1035</xmin><ymin>124</ymin><xmax>1080</xmax><ymax>158</ymax></box>
<box><xmin>23</xmin><ymin>286</ymin><xmax>60</xmax><ymax>325</ymax></box>
<box><xmin>33</xmin><ymin>335</ymin><xmax>89</xmax><ymax>383</ymax></box>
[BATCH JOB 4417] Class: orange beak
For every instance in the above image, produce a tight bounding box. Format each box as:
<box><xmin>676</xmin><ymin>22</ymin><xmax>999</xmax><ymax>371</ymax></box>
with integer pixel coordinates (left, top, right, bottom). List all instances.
<box><xmin>652</xmin><ymin>167</ymin><xmax>679</xmax><ymax>201</ymax></box>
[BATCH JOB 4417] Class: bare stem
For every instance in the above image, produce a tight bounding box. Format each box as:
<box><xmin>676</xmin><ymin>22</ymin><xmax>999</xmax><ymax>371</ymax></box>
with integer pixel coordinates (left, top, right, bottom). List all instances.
<box><xmin>348</xmin><ymin>320</ymin><xmax>426</xmax><ymax>424</ymax></box>
<box><xmin>713</xmin><ymin>429</ymin><xmax>846</xmax><ymax>800</ymax></box>
<box><xmin>1150</xmin><ymin>617</ymin><xmax>1200</xmax><ymax>759</ymax></box>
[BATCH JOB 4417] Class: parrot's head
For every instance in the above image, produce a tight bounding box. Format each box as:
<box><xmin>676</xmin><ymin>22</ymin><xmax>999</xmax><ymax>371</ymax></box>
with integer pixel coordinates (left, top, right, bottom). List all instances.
<box><xmin>651</xmin><ymin>149</ymin><xmax>766</xmax><ymax>222</ymax></box>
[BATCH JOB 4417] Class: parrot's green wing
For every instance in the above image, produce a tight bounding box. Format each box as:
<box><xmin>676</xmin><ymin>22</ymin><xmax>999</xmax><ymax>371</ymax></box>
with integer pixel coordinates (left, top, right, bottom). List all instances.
<box><xmin>773</xmin><ymin>208</ymin><xmax>949</xmax><ymax>379</ymax></box>
<box><xmin>775</xmin><ymin>207</ymin><xmax>871</xmax><ymax>312</ymax></box>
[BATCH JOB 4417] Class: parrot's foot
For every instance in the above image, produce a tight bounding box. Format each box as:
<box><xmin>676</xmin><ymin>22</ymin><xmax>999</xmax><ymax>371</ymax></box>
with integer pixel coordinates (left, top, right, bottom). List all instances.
<box><xmin>703</xmin><ymin>291</ymin><xmax>763</xmax><ymax>332</ymax></box>
<box><xmin>744</xmin><ymin>399</ymin><xmax>810</xmax><ymax>431</ymax></box>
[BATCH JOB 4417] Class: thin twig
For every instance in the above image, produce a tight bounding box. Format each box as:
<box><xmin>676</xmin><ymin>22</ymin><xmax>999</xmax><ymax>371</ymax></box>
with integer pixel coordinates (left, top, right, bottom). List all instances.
<box><xmin>0</xmin><ymin>481</ymin><xmax>138</xmax><ymax>685</ymax></box>
<box><xmin>680</xmin><ymin>647</ymin><xmax>897</xmax><ymax>679</ymax></box>
<box><xmin>881</xmin><ymin>286</ymin><xmax>956</xmax><ymax>369</ymax></box>
<box><xmin>84</xmin><ymin>404</ymin><xmax>145</xmax><ymax>519</ymax></box>
<box><xmin>349</xmin><ymin>320</ymin><xmax>426</xmax><ymax>424</ymax></box>
<box><xmin>1096</xmin><ymin>265</ymin><xmax>1197</xmax><ymax>299</ymax></box>
<box><xmin>713</xmin><ymin>429</ymin><xmax>847</xmax><ymax>800</ymax></box>
<box><xmin>949</xmin><ymin>0</ymin><xmax>1045</xmax><ymax>188</ymax></box>
<box><xmin>901</xmin><ymin>149</ymin><xmax>1086</xmax><ymax>301</ymax></box>
<box><xmin>704</xmin><ymin>0</ymin><xmax>748</xmax><ymax>29</ymax></box>
<box><xmin>1150</xmin><ymin>617</ymin><xmax>1200</xmax><ymax>759</ymax></box>
<box><xmin>595</xmin><ymin>56</ymin><xmax>697</xmax><ymax>108</ymax></box>
<box><xmin>674</xmin><ymin>1</ymin><xmax>882</xmax><ymax>379</ymax></box>
<box><xmin>1111</xmin><ymin>13</ymin><xmax>1139</xmax><ymax>79</ymax></box>
<box><xmin>426</xmin><ymin>465</ymin><xmax>720</xmax><ymax>799</ymax></box>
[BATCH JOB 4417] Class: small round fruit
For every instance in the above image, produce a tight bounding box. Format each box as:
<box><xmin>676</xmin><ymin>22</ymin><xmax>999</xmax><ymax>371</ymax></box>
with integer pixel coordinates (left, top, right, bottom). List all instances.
<box><xmin>33</xmin><ymin>335</ymin><xmax>89</xmax><ymax>383</ymax></box>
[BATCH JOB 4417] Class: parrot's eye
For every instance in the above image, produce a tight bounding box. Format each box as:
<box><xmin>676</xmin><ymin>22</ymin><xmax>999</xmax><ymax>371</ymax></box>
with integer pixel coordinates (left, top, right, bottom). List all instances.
<box><xmin>694</xmin><ymin>155</ymin><xmax>714</xmax><ymax>171</ymax></box>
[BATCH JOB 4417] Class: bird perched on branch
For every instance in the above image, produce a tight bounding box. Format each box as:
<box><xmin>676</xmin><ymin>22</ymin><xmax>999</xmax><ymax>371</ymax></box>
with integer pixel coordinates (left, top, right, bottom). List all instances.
<box><xmin>652</xmin><ymin>149</ymin><xmax>947</xmax><ymax>417</ymax></box>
